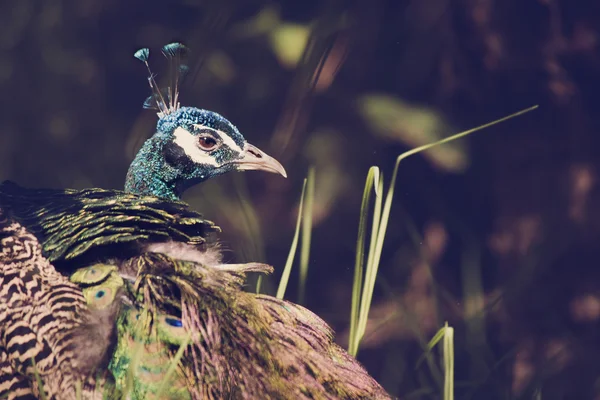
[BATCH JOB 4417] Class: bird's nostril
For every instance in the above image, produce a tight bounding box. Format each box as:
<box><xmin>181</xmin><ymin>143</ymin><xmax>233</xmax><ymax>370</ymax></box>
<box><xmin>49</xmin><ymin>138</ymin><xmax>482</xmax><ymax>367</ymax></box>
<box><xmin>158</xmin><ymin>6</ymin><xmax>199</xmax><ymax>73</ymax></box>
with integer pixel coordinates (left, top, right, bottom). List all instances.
<box><xmin>248</xmin><ymin>149</ymin><xmax>262</xmax><ymax>158</ymax></box>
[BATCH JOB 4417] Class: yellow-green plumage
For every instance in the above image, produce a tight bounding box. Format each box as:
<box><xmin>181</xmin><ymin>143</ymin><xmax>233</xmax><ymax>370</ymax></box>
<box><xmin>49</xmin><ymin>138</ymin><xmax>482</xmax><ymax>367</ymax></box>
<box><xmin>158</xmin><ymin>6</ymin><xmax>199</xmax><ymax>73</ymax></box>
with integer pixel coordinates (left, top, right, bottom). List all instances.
<box><xmin>70</xmin><ymin>264</ymin><xmax>124</xmax><ymax>309</ymax></box>
<box><xmin>72</xmin><ymin>264</ymin><xmax>190</xmax><ymax>399</ymax></box>
<box><xmin>110</xmin><ymin>308</ymin><xmax>191</xmax><ymax>400</ymax></box>
<box><xmin>0</xmin><ymin>182</ymin><xmax>219</xmax><ymax>267</ymax></box>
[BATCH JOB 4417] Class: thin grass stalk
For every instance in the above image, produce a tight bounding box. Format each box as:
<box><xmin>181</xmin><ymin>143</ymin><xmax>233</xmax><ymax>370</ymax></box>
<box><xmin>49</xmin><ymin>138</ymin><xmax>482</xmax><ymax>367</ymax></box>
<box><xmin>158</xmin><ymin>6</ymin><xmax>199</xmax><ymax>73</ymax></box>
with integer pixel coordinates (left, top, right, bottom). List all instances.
<box><xmin>255</xmin><ymin>274</ymin><xmax>263</xmax><ymax>294</ymax></box>
<box><xmin>75</xmin><ymin>380</ymin><xmax>82</xmax><ymax>400</ymax></box>
<box><xmin>356</xmin><ymin>174</ymin><xmax>383</xmax><ymax>345</ymax></box>
<box><xmin>156</xmin><ymin>334</ymin><xmax>192</xmax><ymax>398</ymax></box>
<box><xmin>122</xmin><ymin>316</ymin><xmax>147</xmax><ymax>399</ymax></box>
<box><xmin>32</xmin><ymin>358</ymin><xmax>47</xmax><ymax>400</ymax></box>
<box><xmin>443</xmin><ymin>322</ymin><xmax>454</xmax><ymax>400</ymax></box>
<box><xmin>298</xmin><ymin>167</ymin><xmax>315</xmax><ymax>304</ymax></box>
<box><xmin>414</xmin><ymin>323</ymin><xmax>445</xmax><ymax>386</ymax></box>
<box><xmin>234</xmin><ymin>175</ymin><xmax>266</xmax><ymax>262</ymax></box>
<box><xmin>277</xmin><ymin>178</ymin><xmax>308</xmax><ymax>299</ymax></box>
<box><xmin>461</xmin><ymin>240</ymin><xmax>491</xmax><ymax>381</ymax></box>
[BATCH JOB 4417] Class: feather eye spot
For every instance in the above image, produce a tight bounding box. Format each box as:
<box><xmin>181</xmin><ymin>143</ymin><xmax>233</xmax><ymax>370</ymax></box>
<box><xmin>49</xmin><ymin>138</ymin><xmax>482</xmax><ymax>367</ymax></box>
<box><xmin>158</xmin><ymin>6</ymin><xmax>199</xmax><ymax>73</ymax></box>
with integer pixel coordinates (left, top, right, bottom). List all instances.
<box><xmin>165</xmin><ymin>317</ymin><xmax>183</xmax><ymax>328</ymax></box>
<box><xmin>95</xmin><ymin>290</ymin><xmax>106</xmax><ymax>299</ymax></box>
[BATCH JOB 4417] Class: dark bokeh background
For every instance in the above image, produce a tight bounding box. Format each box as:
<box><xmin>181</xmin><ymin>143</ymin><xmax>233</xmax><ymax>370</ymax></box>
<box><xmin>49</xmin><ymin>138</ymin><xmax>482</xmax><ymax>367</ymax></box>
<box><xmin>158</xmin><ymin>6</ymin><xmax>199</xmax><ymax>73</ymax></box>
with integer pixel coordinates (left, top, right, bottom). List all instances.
<box><xmin>2</xmin><ymin>0</ymin><xmax>600</xmax><ymax>398</ymax></box>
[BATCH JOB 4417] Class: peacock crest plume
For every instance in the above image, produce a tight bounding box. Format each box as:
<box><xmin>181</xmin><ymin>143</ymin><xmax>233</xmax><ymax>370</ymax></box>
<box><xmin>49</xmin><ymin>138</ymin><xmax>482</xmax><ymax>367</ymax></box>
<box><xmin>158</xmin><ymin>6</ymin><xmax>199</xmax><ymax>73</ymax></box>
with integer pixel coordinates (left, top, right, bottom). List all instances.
<box><xmin>134</xmin><ymin>43</ymin><xmax>188</xmax><ymax>118</ymax></box>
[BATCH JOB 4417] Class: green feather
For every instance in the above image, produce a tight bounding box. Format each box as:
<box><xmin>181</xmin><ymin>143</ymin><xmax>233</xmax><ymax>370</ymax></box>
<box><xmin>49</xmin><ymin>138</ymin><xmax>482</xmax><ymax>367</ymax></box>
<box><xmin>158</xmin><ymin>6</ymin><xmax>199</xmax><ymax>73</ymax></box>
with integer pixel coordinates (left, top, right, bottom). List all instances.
<box><xmin>0</xmin><ymin>182</ymin><xmax>219</xmax><ymax>266</ymax></box>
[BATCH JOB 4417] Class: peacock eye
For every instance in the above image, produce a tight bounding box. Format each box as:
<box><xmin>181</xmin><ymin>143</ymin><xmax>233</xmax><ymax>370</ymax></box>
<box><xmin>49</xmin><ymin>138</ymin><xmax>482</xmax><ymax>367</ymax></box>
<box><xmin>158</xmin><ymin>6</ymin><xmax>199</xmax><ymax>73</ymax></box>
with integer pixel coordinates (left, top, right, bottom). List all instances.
<box><xmin>197</xmin><ymin>135</ymin><xmax>218</xmax><ymax>151</ymax></box>
<box><xmin>165</xmin><ymin>317</ymin><xmax>183</xmax><ymax>327</ymax></box>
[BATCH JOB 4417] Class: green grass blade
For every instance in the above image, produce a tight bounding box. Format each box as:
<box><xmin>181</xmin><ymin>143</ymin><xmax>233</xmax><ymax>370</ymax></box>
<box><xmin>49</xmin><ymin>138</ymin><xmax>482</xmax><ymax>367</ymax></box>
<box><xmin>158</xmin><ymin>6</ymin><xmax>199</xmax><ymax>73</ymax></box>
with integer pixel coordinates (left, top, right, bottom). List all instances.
<box><xmin>443</xmin><ymin>322</ymin><xmax>455</xmax><ymax>400</ymax></box>
<box><xmin>461</xmin><ymin>239</ymin><xmax>492</xmax><ymax>381</ymax></box>
<box><xmin>415</xmin><ymin>324</ymin><xmax>447</xmax><ymax>370</ymax></box>
<box><xmin>277</xmin><ymin>178</ymin><xmax>308</xmax><ymax>300</ymax></box>
<box><xmin>76</xmin><ymin>380</ymin><xmax>82</xmax><ymax>400</ymax></box>
<box><xmin>393</xmin><ymin>105</ymin><xmax>538</xmax><ymax>163</ymax></box>
<box><xmin>122</xmin><ymin>311</ymin><xmax>147</xmax><ymax>399</ymax></box>
<box><xmin>352</xmin><ymin>170</ymin><xmax>383</xmax><ymax>353</ymax></box>
<box><xmin>31</xmin><ymin>358</ymin><xmax>47</xmax><ymax>400</ymax></box>
<box><xmin>255</xmin><ymin>274</ymin><xmax>263</xmax><ymax>294</ymax></box>
<box><xmin>349</xmin><ymin>166</ymin><xmax>380</xmax><ymax>356</ymax></box>
<box><xmin>356</xmin><ymin>174</ymin><xmax>384</xmax><ymax>344</ymax></box>
<box><xmin>427</xmin><ymin>326</ymin><xmax>447</xmax><ymax>351</ymax></box>
<box><xmin>298</xmin><ymin>166</ymin><xmax>315</xmax><ymax>304</ymax></box>
<box><xmin>416</xmin><ymin>323</ymin><xmax>454</xmax><ymax>396</ymax></box>
<box><xmin>155</xmin><ymin>334</ymin><xmax>192</xmax><ymax>398</ymax></box>
<box><xmin>233</xmin><ymin>174</ymin><xmax>266</xmax><ymax>262</ymax></box>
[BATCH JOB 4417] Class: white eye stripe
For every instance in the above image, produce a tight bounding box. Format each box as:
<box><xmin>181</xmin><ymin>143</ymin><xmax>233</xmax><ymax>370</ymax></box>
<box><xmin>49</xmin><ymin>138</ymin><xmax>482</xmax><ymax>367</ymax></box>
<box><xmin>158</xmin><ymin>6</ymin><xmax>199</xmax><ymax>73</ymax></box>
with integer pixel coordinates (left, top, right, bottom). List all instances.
<box><xmin>173</xmin><ymin>127</ymin><xmax>219</xmax><ymax>166</ymax></box>
<box><xmin>193</xmin><ymin>124</ymin><xmax>243</xmax><ymax>153</ymax></box>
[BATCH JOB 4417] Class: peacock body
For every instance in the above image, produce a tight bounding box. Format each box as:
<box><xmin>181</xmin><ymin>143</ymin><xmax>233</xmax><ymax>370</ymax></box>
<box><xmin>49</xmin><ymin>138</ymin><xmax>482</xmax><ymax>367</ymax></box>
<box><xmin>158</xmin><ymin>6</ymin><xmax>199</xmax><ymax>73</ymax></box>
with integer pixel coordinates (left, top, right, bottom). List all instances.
<box><xmin>0</xmin><ymin>43</ymin><xmax>392</xmax><ymax>399</ymax></box>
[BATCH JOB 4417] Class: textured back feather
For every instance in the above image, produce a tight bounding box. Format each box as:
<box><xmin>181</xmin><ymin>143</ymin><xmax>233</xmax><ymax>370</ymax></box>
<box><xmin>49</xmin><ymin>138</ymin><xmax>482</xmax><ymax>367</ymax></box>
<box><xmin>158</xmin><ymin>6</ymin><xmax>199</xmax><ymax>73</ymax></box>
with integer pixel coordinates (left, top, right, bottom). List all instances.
<box><xmin>0</xmin><ymin>181</ymin><xmax>219</xmax><ymax>271</ymax></box>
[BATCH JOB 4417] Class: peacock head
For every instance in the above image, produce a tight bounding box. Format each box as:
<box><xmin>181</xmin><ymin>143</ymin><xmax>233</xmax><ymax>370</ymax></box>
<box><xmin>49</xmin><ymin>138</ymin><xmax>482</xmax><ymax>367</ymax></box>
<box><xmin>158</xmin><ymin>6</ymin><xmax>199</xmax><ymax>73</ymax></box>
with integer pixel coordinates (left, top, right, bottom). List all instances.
<box><xmin>125</xmin><ymin>43</ymin><xmax>286</xmax><ymax>201</ymax></box>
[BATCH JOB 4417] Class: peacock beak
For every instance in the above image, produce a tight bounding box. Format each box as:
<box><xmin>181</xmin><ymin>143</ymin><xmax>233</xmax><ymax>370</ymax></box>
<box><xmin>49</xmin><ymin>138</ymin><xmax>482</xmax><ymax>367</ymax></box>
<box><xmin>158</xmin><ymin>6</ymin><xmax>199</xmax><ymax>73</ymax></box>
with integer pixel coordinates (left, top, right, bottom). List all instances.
<box><xmin>234</xmin><ymin>143</ymin><xmax>287</xmax><ymax>178</ymax></box>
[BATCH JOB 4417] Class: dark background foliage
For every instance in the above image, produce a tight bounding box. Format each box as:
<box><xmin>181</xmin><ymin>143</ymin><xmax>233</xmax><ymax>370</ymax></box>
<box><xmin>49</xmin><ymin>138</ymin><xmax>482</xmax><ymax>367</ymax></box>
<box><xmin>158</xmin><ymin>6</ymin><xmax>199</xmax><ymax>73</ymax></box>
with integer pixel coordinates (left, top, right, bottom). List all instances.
<box><xmin>2</xmin><ymin>0</ymin><xmax>600</xmax><ymax>398</ymax></box>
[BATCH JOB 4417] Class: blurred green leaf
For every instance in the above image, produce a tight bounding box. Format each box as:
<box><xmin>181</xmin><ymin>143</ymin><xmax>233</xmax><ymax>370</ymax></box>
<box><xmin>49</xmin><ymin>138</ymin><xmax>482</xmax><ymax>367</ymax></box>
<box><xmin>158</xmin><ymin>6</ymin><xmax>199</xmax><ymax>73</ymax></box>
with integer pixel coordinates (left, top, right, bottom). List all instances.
<box><xmin>358</xmin><ymin>94</ymin><xmax>468</xmax><ymax>172</ymax></box>
<box><xmin>269</xmin><ymin>23</ymin><xmax>310</xmax><ymax>68</ymax></box>
<box><xmin>206</xmin><ymin>51</ymin><xmax>236</xmax><ymax>83</ymax></box>
<box><xmin>230</xmin><ymin>6</ymin><xmax>310</xmax><ymax>68</ymax></box>
<box><xmin>229</xmin><ymin>7</ymin><xmax>280</xmax><ymax>38</ymax></box>
<box><xmin>303</xmin><ymin>130</ymin><xmax>349</xmax><ymax>225</ymax></box>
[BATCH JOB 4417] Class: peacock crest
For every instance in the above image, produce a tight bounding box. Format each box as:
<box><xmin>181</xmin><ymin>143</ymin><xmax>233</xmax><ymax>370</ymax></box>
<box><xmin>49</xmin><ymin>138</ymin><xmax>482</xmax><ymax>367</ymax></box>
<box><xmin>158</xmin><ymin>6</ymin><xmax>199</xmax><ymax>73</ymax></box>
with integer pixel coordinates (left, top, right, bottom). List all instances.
<box><xmin>134</xmin><ymin>42</ymin><xmax>189</xmax><ymax>118</ymax></box>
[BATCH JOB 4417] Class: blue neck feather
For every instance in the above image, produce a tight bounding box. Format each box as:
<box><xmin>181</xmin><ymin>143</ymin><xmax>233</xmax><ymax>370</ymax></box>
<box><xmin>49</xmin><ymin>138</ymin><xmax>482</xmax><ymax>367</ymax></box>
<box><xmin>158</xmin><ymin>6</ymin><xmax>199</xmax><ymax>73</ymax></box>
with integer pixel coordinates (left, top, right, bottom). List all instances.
<box><xmin>125</xmin><ymin>136</ymin><xmax>182</xmax><ymax>201</ymax></box>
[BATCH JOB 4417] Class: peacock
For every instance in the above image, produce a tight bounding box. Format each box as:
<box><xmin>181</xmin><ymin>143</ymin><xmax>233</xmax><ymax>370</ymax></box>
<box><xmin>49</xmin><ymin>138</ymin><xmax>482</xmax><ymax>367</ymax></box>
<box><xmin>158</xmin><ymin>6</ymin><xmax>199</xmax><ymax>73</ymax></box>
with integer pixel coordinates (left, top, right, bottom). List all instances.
<box><xmin>0</xmin><ymin>43</ymin><xmax>392</xmax><ymax>399</ymax></box>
